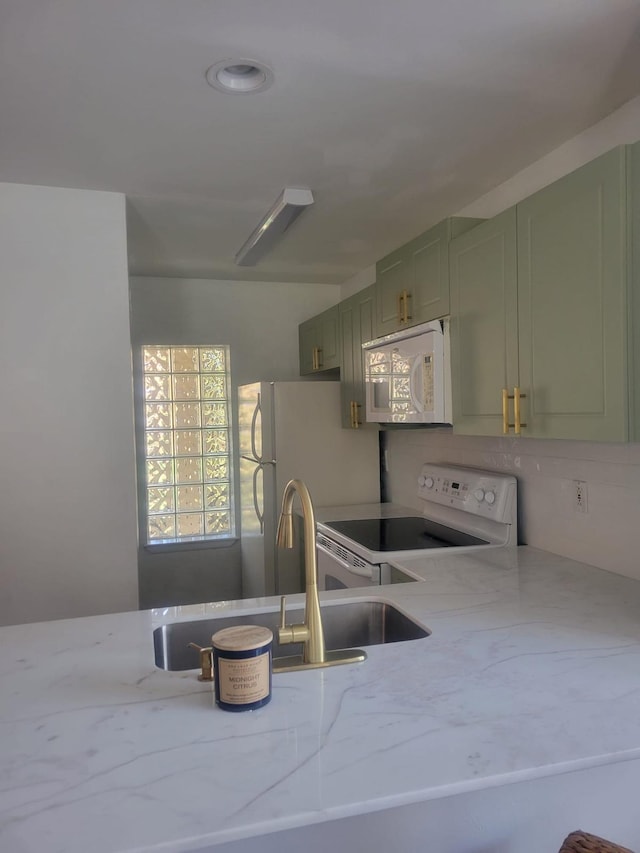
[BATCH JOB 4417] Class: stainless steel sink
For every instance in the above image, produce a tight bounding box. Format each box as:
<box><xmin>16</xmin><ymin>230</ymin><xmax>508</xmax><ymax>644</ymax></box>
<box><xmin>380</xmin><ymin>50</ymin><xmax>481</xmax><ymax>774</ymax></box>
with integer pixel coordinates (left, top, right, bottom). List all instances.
<box><xmin>154</xmin><ymin>599</ymin><xmax>430</xmax><ymax>671</ymax></box>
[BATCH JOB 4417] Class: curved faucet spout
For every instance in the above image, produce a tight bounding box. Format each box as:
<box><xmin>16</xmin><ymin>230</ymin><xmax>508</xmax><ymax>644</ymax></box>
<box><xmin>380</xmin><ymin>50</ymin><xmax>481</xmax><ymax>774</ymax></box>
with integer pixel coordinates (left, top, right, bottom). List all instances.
<box><xmin>276</xmin><ymin>479</ymin><xmax>325</xmax><ymax>664</ymax></box>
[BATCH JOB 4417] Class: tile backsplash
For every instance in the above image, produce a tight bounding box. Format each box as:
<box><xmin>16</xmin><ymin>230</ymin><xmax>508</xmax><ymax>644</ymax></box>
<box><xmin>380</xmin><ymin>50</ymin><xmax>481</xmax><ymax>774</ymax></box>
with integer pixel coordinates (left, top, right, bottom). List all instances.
<box><xmin>384</xmin><ymin>429</ymin><xmax>640</xmax><ymax>581</ymax></box>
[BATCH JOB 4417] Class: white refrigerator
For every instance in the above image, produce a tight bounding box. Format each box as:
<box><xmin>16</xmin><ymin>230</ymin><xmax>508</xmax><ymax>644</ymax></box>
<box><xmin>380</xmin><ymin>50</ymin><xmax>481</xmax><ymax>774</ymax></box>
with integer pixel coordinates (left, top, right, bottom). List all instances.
<box><xmin>238</xmin><ymin>381</ymin><xmax>380</xmax><ymax>598</ymax></box>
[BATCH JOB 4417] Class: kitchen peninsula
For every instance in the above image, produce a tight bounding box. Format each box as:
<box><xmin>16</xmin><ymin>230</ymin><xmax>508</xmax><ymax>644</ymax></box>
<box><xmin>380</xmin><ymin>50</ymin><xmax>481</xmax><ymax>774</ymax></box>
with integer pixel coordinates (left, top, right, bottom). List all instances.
<box><xmin>2</xmin><ymin>548</ymin><xmax>640</xmax><ymax>853</ymax></box>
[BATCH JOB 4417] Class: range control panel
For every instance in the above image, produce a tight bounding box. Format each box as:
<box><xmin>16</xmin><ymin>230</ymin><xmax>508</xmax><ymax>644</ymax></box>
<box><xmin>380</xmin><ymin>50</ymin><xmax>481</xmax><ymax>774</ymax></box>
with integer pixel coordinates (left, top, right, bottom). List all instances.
<box><xmin>417</xmin><ymin>463</ymin><xmax>517</xmax><ymax>523</ymax></box>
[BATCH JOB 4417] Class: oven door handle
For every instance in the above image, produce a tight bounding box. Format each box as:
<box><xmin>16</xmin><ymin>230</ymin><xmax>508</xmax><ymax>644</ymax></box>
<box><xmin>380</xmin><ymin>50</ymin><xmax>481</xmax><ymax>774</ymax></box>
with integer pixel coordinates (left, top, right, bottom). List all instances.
<box><xmin>316</xmin><ymin>540</ymin><xmax>377</xmax><ymax>579</ymax></box>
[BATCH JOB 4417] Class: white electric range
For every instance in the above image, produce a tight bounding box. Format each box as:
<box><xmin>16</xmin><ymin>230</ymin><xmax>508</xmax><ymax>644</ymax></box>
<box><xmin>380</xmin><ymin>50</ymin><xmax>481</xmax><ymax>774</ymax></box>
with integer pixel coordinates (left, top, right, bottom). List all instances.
<box><xmin>316</xmin><ymin>463</ymin><xmax>518</xmax><ymax>589</ymax></box>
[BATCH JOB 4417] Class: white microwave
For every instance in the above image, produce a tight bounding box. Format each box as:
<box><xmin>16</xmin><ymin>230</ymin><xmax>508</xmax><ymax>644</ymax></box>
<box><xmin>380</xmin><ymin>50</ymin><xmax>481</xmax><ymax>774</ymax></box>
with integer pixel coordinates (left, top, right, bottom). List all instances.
<box><xmin>362</xmin><ymin>319</ymin><xmax>451</xmax><ymax>424</ymax></box>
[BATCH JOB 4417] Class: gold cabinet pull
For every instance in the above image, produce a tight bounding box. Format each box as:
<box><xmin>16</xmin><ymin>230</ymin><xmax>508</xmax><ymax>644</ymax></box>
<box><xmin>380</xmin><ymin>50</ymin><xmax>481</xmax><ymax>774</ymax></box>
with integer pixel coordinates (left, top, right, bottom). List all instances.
<box><xmin>397</xmin><ymin>289</ymin><xmax>412</xmax><ymax>324</ymax></box>
<box><xmin>350</xmin><ymin>400</ymin><xmax>361</xmax><ymax>429</ymax></box>
<box><xmin>503</xmin><ymin>387</ymin><xmax>527</xmax><ymax>434</ymax></box>
<box><xmin>402</xmin><ymin>289</ymin><xmax>412</xmax><ymax>324</ymax></box>
<box><xmin>316</xmin><ymin>347</ymin><xmax>323</xmax><ymax>369</ymax></box>
<box><xmin>311</xmin><ymin>347</ymin><xmax>317</xmax><ymax>371</ymax></box>
<box><xmin>397</xmin><ymin>290</ymin><xmax>411</xmax><ymax>324</ymax></box>
<box><xmin>513</xmin><ymin>386</ymin><xmax>526</xmax><ymax>434</ymax></box>
<box><xmin>502</xmin><ymin>388</ymin><xmax>509</xmax><ymax>434</ymax></box>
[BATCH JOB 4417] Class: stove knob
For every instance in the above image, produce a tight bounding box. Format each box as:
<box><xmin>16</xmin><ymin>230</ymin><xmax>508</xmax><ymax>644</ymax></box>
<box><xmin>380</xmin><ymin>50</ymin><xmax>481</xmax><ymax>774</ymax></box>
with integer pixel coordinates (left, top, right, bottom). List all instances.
<box><xmin>474</xmin><ymin>488</ymin><xmax>485</xmax><ymax>502</ymax></box>
<box><xmin>418</xmin><ymin>475</ymin><xmax>426</xmax><ymax>487</ymax></box>
<box><xmin>424</xmin><ymin>476</ymin><xmax>434</xmax><ymax>489</ymax></box>
<box><xmin>484</xmin><ymin>490</ymin><xmax>496</xmax><ymax>505</ymax></box>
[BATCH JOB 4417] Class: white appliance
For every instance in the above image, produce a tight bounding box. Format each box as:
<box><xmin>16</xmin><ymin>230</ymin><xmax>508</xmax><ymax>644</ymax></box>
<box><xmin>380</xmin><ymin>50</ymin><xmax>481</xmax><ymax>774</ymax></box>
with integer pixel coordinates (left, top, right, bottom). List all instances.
<box><xmin>362</xmin><ymin>319</ymin><xmax>451</xmax><ymax>424</ymax></box>
<box><xmin>316</xmin><ymin>463</ymin><xmax>517</xmax><ymax>590</ymax></box>
<box><xmin>238</xmin><ymin>381</ymin><xmax>380</xmax><ymax>598</ymax></box>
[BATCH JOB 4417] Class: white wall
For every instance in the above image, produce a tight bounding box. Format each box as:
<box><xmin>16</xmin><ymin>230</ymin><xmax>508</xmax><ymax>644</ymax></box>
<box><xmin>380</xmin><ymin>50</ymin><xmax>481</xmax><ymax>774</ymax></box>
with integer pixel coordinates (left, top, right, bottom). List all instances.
<box><xmin>383</xmin><ymin>95</ymin><xmax>640</xmax><ymax>582</ymax></box>
<box><xmin>455</xmin><ymin>93</ymin><xmax>640</xmax><ymax>219</ymax></box>
<box><xmin>129</xmin><ymin>276</ymin><xmax>341</xmax><ymax>608</ymax></box>
<box><xmin>129</xmin><ymin>277</ymin><xmax>340</xmax><ymax>387</ymax></box>
<box><xmin>0</xmin><ymin>183</ymin><xmax>139</xmax><ymax>626</ymax></box>
<box><xmin>340</xmin><ymin>264</ymin><xmax>376</xmax><ymax>301</ymax></box>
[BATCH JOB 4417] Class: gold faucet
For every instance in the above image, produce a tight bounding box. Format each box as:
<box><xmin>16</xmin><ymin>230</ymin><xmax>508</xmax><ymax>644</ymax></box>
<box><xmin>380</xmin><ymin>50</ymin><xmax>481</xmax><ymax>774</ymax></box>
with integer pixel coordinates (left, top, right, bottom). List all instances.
<box><xmin>274</xmin><ymin>478</ymin><xmax>366</xmax><ymax>673</ymax></box>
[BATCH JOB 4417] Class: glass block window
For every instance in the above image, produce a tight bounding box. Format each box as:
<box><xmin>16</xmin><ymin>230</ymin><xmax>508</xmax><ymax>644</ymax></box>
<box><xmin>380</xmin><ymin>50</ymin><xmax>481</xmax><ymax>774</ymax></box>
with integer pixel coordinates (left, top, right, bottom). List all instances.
<box><xmin>142</xmin><ymin>346</ymin><xmax>234</xmax><ymax>544</ymax></box>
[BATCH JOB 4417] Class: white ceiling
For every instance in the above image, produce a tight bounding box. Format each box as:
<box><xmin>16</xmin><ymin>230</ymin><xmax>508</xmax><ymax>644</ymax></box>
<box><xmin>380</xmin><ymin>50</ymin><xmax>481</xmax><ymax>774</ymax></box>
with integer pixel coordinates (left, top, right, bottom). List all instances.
<box><xmin>2</xmin><ymin>0</ymin><xmax>640</xmax><ymax>283</ymax></box>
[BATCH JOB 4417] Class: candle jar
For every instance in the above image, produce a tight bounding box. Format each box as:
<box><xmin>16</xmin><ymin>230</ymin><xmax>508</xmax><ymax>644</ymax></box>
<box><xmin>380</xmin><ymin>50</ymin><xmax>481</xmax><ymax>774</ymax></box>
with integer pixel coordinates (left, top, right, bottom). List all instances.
<box><xmin>211</xmin><ymin>625</ymin><xmax>273</xmax><ymax>711</ymax></box>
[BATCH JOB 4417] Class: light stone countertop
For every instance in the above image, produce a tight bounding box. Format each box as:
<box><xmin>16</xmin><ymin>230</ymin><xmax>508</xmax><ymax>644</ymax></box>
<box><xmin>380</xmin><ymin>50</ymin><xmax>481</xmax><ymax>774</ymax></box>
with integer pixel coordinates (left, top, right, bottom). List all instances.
<box><xmin>2</xmin><ymin>546</ymin><xmax>640</xmax><ymax>853</ymax></box>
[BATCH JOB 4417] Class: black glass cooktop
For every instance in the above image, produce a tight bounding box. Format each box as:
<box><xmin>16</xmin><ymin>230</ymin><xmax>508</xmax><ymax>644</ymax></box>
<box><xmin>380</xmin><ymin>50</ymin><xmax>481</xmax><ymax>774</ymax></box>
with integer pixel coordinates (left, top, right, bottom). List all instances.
<box><xmin>324</xmin><ymin>517</ymin><xmax>489</xmax><ymax>552</ymax></box>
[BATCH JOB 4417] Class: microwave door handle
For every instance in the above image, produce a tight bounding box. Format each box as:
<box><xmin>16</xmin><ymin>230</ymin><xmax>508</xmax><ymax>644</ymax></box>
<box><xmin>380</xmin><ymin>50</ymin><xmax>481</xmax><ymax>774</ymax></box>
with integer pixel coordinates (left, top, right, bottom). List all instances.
<box><xmin>409</xmin><ymin>356</ymin><xmax>425</xmax><ymax>413</ymax></box>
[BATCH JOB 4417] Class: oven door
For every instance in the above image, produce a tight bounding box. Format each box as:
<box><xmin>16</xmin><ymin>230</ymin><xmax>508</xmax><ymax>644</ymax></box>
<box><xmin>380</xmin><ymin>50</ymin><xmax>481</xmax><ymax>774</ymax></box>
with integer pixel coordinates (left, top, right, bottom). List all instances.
<box><xmin>316</xmin><ymin>535</ymin><xmax>380</xmax><ymax>590</ymax></box>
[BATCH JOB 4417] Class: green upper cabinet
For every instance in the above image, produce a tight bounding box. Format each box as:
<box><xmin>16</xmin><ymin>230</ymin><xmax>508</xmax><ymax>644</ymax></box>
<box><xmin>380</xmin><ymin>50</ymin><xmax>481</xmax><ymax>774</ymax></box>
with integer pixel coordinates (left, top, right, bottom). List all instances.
<box><xmin>339</xmin><ymin>284</ymin><xmax>377</xmax><ymax>429</ymax></box>
<box><xmin>517</xmin><ymin>146</ymin><xmax>628</xmax><ymax>441</ymax></box>
<box><xmin>375</xmin><ymin>217</ymin><xmax>483</xmax><ymax>337</ymax></box>
<box><xmin>299</xmin><ymin>304</ymin><xmax>340</xmax><ymax>375</ymax></box>
<box><xmin>450</xmin><ymin>208</ymin><xmax>519</xmax><ymax>436</ymax></box>
<box><xmin>451</xmin><ymin>145</ymin><xmax>633</xmax><ymax>442</ymax></box>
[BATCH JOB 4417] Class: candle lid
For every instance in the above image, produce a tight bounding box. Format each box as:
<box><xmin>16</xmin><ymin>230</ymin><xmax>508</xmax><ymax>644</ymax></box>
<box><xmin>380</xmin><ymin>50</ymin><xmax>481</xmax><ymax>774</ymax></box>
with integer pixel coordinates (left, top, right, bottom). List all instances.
<box><xmin>212</xmin><ymin>624</ymin><xmax>273</xmax><ymax>652</ymax></box>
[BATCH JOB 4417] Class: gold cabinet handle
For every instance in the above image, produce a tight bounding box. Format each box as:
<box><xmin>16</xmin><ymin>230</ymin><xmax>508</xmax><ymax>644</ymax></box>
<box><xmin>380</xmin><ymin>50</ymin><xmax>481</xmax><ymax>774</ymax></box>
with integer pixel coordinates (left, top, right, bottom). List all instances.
<box><xmin>513</xmin><ymin>386</ymin><xmax>526</xmax><ymax>434</ymax></box>
<box><xmin>502</xmin><ymin>388</ymin><xmax>509</xmax><ymax>435</ymax></box>
<box><xmin>350</xmin><ymin>400</ymin><xmax>361</xmax><ymax>429</ymax></box>
<box><xmin>397</xmin><ymin>289</ymin><xmax>412</xmax><ymax>324</ymax></box>
<box><xmin>311</xmin><ymin>347</ymin><xmax>316</xmax><ymax>371</ymax></box>
<box><xmin>316</xmin><ymin>347</ymin><xmax>323</xmax><ymax>369</ymax></box>
<box><xmin>503</xmin><ymin>387</ymin><xmax>527</xmax><ymax>434</ymax></box>
<box><xmin>402</xmin><ymin>289</ymin><xmax>412</xmax><ymax>324</ymax></box>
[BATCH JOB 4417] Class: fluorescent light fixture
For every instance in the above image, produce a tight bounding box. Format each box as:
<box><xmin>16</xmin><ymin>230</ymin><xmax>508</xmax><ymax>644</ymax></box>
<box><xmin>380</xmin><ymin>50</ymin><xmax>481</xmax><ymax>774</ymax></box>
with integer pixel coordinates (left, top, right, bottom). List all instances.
<box><xmin>235</xmin><ymin>187</ymin><xmax>314</xmax><ymax>266</ymax></box>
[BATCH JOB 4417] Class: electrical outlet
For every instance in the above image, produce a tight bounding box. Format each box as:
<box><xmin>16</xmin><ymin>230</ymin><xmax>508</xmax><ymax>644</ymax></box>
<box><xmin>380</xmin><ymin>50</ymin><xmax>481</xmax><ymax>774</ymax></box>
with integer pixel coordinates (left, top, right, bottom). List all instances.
<box><xmin>574</xmin><ymin>480</ymin><xmax>588</xmax><ymax>513</ymax></box>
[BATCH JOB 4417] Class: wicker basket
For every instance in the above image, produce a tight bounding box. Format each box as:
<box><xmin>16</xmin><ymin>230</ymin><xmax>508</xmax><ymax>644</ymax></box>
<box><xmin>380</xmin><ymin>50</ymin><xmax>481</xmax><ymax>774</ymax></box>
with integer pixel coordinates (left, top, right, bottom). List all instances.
<box><xmin>559</xmin><ymin>830</ymin><xmax>635</xmax><ymax>853</ymax></box>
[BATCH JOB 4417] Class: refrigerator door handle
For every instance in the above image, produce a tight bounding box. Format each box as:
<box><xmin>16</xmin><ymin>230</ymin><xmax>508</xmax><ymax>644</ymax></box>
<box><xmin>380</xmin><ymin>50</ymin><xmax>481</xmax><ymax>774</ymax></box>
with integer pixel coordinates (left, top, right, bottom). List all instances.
<box><xmin>253</xmin><ymin>463</ymin><xmax>265</xmax><ymax>534</ymax></box>
<box><xmin>250</xmin><ymin>393</ymin><xmax>263</xmax><ymax>463</ymax></box>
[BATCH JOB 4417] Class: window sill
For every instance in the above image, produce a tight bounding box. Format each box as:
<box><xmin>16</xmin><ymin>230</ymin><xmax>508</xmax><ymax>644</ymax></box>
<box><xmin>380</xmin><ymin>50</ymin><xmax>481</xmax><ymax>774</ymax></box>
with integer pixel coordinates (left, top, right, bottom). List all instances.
<box><xmin>143</xmin><ymin>537</ymin><xmax>238</xmax><ymax>554</ymax></box>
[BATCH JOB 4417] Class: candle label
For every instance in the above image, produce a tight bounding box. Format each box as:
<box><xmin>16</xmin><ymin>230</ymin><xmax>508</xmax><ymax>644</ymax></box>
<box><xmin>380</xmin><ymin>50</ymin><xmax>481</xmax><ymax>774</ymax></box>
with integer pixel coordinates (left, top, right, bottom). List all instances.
<box><xmin>217</xmin><ymin>653</ymin><xmax>270</xmax><ymax>705</ymax></box>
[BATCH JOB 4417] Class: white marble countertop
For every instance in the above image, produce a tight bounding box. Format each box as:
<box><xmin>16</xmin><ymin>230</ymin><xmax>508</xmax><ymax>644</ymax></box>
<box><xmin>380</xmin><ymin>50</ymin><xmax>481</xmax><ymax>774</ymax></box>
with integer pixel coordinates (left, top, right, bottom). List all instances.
<box><xmin>3</xmin><ymin>546</ymin><xmax>640</xmax><ymax>853</ymax></box>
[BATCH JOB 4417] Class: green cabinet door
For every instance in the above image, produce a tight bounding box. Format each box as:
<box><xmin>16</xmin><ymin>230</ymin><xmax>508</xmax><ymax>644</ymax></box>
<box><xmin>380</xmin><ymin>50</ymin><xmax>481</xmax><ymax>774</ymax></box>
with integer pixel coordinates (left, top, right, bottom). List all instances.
<box><xmin>299</xmin><ymin>305</ymin><xmax>340</xmax><ymax>375</ymax></box>
<box><xmin>339</xmin><ymin>285</ymin><xmax>376</xmax><ymax>428</ymax></box>
<box><xmin>375</xmin><ymin>218</ymin><xmax>483</xmax><ymax>337</ymax></box>
<box><xmin>451</xmin><ymin>146</ymin><xmax>630</xmax><ymax>442</ymax></box>
<box><xmin>299</xmin><ymin>317</ymin><xmax>318</xmax><ymax>375</ymax></box>
<box><xmin>375</xmin><ymin>245</ymin><xmax>409</xmax><ymax>336</ymax></box>
<box><xmin>517</xmin><ymin>146</ymin><xmax>628</xmax><ymax>441</ymax></box>
<box><xmin>318</xmin><ymin>305</ymin><xmax>340</xmax><ymax>371</ymax></box>
<box><xmin>407</xmin><ymin>220</ymin><xmax>452</xmax><ymax>326</ymax></box>
<box><xmin>450</xmin><ymin>209</ymin><xmax>518</xmax><ymax>435</ymax></box>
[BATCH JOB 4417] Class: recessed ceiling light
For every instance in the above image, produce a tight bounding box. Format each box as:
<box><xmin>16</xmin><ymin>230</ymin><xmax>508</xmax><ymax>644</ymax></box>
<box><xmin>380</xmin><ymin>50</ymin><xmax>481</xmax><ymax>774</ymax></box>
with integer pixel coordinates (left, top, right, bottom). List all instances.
<box><xmin>206</xmin><ymin>59</ymin><xmax>274</xmax><ymax>94</ymax></box>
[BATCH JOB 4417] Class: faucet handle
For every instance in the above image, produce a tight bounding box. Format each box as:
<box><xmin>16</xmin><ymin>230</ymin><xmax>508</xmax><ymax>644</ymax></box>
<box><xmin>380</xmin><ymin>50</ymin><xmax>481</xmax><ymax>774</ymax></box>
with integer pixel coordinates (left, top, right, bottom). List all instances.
<box><xmin>278</xmin><ymin>595</ymin><xmax>304</xmax><ymax>646</ymax></box>
<box><xmin>188</xmin><ymin>642</ymin><xmax>214</xmax><ymax>682</ymax></box>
